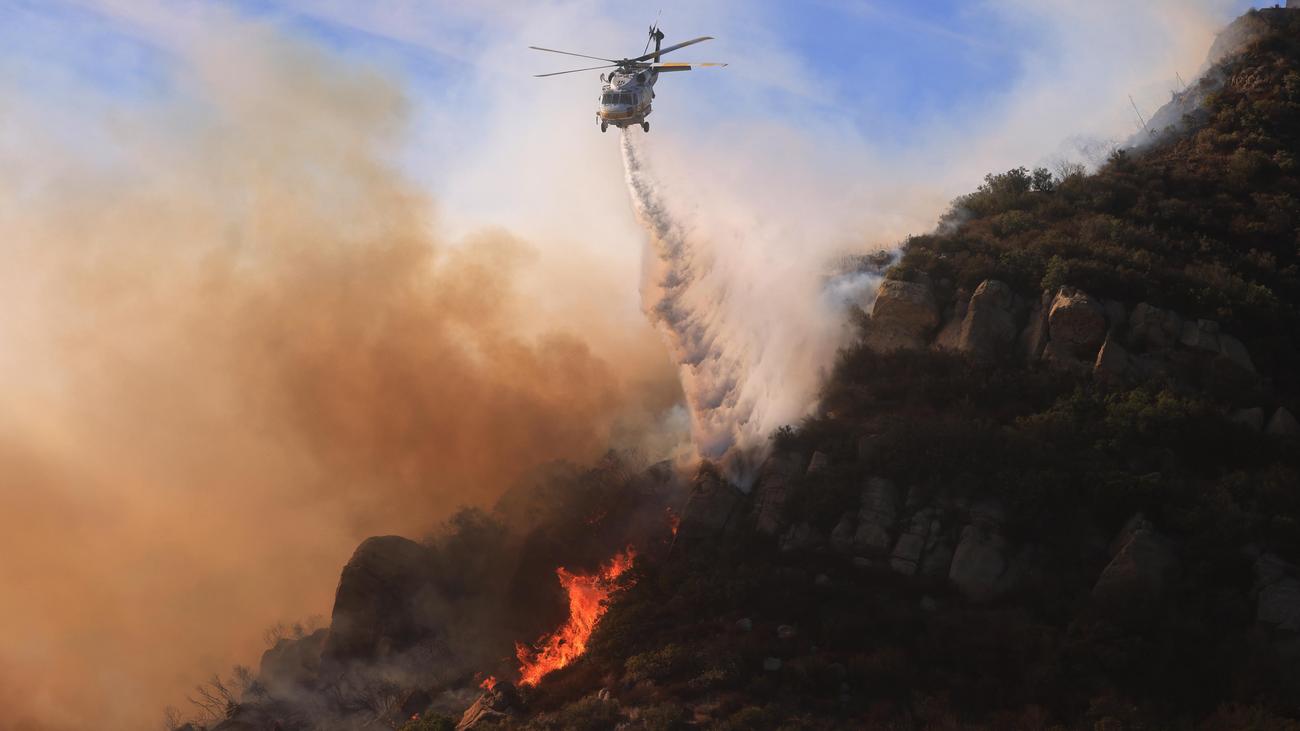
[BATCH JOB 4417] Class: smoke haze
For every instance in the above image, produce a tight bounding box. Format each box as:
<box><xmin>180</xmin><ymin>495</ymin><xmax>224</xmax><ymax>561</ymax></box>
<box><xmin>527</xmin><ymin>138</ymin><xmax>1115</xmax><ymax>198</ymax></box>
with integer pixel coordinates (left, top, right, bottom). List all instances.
<box><xmin>0</xmin><ymin>0</ymin><xmax>1268</xmax><ymax>728</ymax></box>
<box><xmin>0</xmin><ymin>9</ymin><xmax>678</xmax><ymax>730</ymax></box>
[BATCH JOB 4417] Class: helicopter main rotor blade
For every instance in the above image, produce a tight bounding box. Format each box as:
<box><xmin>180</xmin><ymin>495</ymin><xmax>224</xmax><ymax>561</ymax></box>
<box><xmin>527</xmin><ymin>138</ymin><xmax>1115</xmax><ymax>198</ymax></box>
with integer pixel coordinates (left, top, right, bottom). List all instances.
<box><xmin>631</xmin><ymin>36</ymin><xmax>713</xmax><ymax>63</ymax></box>
<box><xmin>651</xmin><ymin>62</ymin><xmax>727</xmax><ymax>69</ymax></box>
<box><xmin>528</xmin><ymin>46</ymin><xmax>620</xmax><ymax>63</ymax></box>
<box><xmin>534</xmin><ymin>63</ymin><xmax>620</xmax><ymax>78</ymax></box>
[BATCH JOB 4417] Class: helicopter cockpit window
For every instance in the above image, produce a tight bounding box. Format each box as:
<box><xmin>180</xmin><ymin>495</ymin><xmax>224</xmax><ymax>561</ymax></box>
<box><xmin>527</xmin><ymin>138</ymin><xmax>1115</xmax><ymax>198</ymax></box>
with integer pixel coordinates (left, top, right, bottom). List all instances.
<box><xmin>601</xmin><ymin>92</ymin><xmax>618</xmax><ymax>105</ymax></box>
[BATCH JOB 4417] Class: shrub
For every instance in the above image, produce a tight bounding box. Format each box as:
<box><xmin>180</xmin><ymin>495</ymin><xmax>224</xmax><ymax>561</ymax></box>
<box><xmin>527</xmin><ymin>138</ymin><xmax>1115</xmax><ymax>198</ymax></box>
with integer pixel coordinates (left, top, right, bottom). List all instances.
<box><xmin>625</xmin><ymin>644</ymin><xmax>695</xmax><ymax>683</ymax></box>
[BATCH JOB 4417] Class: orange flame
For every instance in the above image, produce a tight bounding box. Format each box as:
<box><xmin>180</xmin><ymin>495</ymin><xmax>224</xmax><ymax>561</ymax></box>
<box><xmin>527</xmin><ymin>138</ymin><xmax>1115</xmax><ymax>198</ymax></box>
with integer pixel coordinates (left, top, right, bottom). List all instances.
<box><xmin>666</xmin><ymin>507</ymin><xmax>680</xmax><ymax>537</ymax></box>
<box><xmin>479</xmin><ymin>675</ymin><xmax>498</xmax><ymax>691</ymax></box>
<box><xmin>515</xmin><ymin>548</ymin><xmax>636</xmax><ymax>686</ymax></box>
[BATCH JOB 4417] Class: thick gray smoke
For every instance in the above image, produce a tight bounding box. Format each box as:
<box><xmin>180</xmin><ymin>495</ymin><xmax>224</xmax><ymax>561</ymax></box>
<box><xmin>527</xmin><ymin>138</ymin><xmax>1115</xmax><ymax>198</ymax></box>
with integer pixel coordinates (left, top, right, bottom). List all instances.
<box><xmin>621</xmin><ymin>132</ymin><xmax>876</xmax><ymax>484</ymax></box>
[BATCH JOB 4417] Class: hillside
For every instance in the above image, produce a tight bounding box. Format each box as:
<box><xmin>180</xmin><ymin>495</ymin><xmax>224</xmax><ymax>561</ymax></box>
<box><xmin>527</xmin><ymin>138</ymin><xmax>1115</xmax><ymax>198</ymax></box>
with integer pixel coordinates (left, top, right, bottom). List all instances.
<box><xmin>172</xmin><ymin>8</ymin><xmax>1300</xmax><ymax>731</ymax></box>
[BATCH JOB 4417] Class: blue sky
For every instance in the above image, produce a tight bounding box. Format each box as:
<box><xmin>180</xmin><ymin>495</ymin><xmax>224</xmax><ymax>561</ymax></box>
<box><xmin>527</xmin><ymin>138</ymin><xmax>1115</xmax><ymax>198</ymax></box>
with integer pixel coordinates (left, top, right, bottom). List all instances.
<box><xmin>2</xmin><ymin>0</ymin><xmax>1268</xmax><ymax>149</ymax></box>
<box><xmin>0</xmin><ymin>0</ymin><xmax>1277</xmax><ymax>251</ymax></box>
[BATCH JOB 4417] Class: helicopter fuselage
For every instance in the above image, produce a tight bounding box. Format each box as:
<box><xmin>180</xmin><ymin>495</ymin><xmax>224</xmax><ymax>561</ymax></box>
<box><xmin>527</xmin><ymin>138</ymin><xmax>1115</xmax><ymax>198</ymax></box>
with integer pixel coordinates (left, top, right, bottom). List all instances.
<box><xmin>597</xmin><ymin>69</ymin><xmax>657</xmax><ymax>131</ymax></box>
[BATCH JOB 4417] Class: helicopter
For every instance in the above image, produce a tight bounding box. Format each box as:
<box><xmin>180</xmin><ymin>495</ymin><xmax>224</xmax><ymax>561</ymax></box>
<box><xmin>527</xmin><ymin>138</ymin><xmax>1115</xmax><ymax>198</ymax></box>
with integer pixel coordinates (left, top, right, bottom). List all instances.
<box><xmin>530</xmin><ymin>24</ymin><xmax>726</xmax><ymax>133</ymax></box>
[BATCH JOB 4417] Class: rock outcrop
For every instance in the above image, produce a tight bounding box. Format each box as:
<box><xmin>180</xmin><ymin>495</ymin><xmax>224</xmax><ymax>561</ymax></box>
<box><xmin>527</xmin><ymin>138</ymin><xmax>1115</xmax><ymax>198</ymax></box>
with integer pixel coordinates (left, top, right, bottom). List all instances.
<box><xmin>321</xmin><ymin>536</ymin><xmax>441</xmax><ymax>669</ymax></box>
<box><xmin>751</xmin><ymin>455</ymin><xmax>799</xmax><ymax>537</ymax></box>
<box><xmin>259</xmin><ymin>628</ymin><xmax>327</xmax><ymax>695</ymax></box>
<box><xmin>1047</xmin><ymin>287</ymin><xmax>1107</xmax><ymax>359</ymax></box>
<box><xmin>955</xmin><ymin>280</ymin><xmax>1022</xmax><ymax>362</ymax></box>
<box><xmin>948</xmin><ymin>503</ymin><xmax>1010</xmax><ymax>601</ymax></box>
<box><xmin>1266</xmin><ymin>407</ymin><xmax>1300</xmax><ymax>438</ymax></box>
<box><xmin>1255</xmin><ymin>553</ymin><xmax>1300</xmax><ymax>632</ymax></box>
<box><xmin>1093</xmin><ymin>335</ymin><xmax>1130</xmax><ymax>381</ymax></box>
<box><xmin>863</xmin><ymin>279</ymin><xmax>939</xmax><ymax>352</ymax></box>
<box><xmin>853</xmin><ymin>477</ymin><xmax>900</xmax><ymax>553</ymax></box>
<box><xmin>1129</xmin><ymin>303</ymin><xmax>1184</xmax><ymax>349</ymax></box>
<box><xmin>678</xmin><ymin>467</ymin><xmax>745</xmax><ymax>543</ymax></box>
<box><xmin>1091</xmin><ymin>518</ymin><xmax>1179</xmax><ymax>622</ymax></box>
<box><xmin>889</xmin><ymin>509</ymin><xmax>938</xmax><ymax>576</ymax></box>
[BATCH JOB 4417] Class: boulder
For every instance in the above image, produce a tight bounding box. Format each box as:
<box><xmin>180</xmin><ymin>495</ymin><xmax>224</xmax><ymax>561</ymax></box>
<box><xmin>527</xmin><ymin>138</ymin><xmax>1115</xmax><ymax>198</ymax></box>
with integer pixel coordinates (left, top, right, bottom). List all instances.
<box><xmin>259</xmin><ymin>628</ymin><xmax>327</xmax><ymax>694</ymax></box>
<box><xmin>1266</xmin><ymin>407</ymin><xmax>1300</xmax><ymax>438</ymax></box>
<box><xmin>1217</xmin><ymin>334</ymin><xmax>1255</xmax><ymax>372</ymax></box>
<box><xmin>780</xmin><ymin>522</ymin><xmax>822</xmax><ymax>553</ymax></box>
<box><xmin>1180</xmin><ymin>318</ymin><xmax>1221</xmax><ymax>352</ymax></box>
<box><xmin>829</xmin><ymin>513</ymin><xmax>856</xmax><ymax>554</ymax></box>
<box><xmin>1047</xmin><ymin>287</ymin><xmax>1107</xmax><ymax>358</ymax></box>
<box><xmin>1042</xmin><ymin>341</ymin><xmax>1092</xmax><ymax>375</ymax></box>
<box><xmin>956</xmin><ymin>280</ymin><xmax>1022</xmax><ymax>362</ymax></box>
<box><xmin>1257</xmin><ymin>579</ymin><xmax>1300</xmax><ymax>632</ymax></box>
<box><xmin>949</xmin><ymin>523</ymin><xmax>1008</xmax><ymax>601</ymax></box>
<box><xmin>321</xmin><ymin>536</ymin><xmax>440</xmax><ymax>668</ymax></box>
<box><xmin>806</xmin><ymin>451</ymin><xmax>831</xmax><ymax>475</ymax></box>
<box><xmin>890</xmin><ymin>531</ymin><xmax>927</xmax><ymax>576</ymax></box>
<box><xmin>921</xmin><ymin>539</ymin><xmax>954</xmax><ymax>578</ymax></box>
<box><xmin>751</xmin><ymin>455</ymin><xmax>799</xmax><ymax>537</ymax></box>
<box><xmin>1093</xmin><ymin>336</ymin><xmax>1130</xmax><ymax>381</ymax></box>
<box><xmin>932</xmin><ymin>289</ymin><xmax>970</xmax><ymax>351</ymax></box>
<box><xmin>1102</xmin><ymin>299</ymin><xmax>1128</xmax><ymax>333</ymax></box>
<box><xmin>1129</xmin><ymin>303</ymin><xmax>1183</xmax><ymax>349</ymax></box>
<box><xmin>1255</xmin><ymin>553</ymin><xmax>1294</xmax><ymax>589</ymax></box>
<box><xmin>679</xmin><ymin>467</ymin><xmax>744</xmax><ymax>543</ymax></box>
<box><xmin>853</xmin><ymin>477</ymin><xmax>899</xmax><ymax>553</ymax></box>
<box><xmin>863</xmin><ymin>279</ymin><xmax>939</xmax><ymax>352</ymax></box>
<box><xmin>1091</xmin><ymin>527</ymin><xmax>1179</xmax><ymax>621</ymax></box>
<box><xmin>1020</xmin><ymin>291</ymin><xmax>1053</xmax><ymax>362</ymax></box>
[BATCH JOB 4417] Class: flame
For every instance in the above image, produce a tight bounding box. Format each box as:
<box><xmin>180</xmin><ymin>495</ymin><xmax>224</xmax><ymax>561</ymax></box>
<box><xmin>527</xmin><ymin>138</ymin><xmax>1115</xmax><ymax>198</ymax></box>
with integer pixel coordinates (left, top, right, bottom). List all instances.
<box><xmin>666</xmin><ymin>507</ymin><xmax>680</xmax><ymax>537</ymax></box>
<box><xmin>515</xmin><ymin>548</ymin><xmax>636</xmax><ymax>686</ymax></box>
<box><xmin>479</xmin><ymin>675</ymin><xmax>498</xmax><ymax>691</ymax></box>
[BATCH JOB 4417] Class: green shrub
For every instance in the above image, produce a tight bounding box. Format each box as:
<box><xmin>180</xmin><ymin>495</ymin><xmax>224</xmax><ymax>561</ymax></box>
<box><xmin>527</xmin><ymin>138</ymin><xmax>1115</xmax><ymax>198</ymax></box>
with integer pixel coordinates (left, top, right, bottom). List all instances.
<box><xmin>625</xmin><ymin>643</ymin><xmax>694</xmax><ymax>683</ymax></box>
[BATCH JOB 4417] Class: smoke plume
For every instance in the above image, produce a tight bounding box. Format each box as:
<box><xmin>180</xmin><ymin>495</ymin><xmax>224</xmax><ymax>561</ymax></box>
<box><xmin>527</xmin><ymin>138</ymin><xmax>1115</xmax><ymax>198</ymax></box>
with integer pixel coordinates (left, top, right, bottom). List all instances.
<box><xmin>0</xmin><ymin>12</ymin><xmax>678</xmax><ymax>730</ymax></box>
<box><xmin>621</xmin><ymin>132</ymin><xmax>872</xmax><ymax>482</ymax></box>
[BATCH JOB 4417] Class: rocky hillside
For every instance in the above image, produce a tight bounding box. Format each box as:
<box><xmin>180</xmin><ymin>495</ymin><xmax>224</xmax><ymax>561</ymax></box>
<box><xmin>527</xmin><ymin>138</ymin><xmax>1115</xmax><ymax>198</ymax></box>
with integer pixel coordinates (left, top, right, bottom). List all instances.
<box><xmin>171</xmin><ymin>8</ymin><xmax>1300</xmax><ymax>731</ymax></box>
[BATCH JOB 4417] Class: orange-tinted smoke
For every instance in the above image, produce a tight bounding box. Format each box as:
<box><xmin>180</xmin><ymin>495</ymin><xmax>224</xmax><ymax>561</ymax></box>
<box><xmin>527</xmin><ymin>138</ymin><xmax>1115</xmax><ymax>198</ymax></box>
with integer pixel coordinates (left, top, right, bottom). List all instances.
<box><xmin>0</xmin><ymin>14</ymin><xmax>677</xmax><ymax>731</ymax></box>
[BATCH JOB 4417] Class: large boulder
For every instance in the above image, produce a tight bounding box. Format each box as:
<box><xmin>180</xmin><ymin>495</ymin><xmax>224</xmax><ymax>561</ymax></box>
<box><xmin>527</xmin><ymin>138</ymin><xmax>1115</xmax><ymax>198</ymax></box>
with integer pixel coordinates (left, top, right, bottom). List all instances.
<box><xmin>889</xmin><ymin>509</ymin><xmax>937</xmax><ymax>576</ymax></box>
<box><xmin>259</xmin><ymin>628</ymin><xmax>327</xmax><ymax>695</ymax></box>
<box><xmin>321</xmin><ymin>536</ymin><xmax>440</xmax><ymax>668</ymax></box>
<box><xmin>932</xmin><ymin>288</ymin><xmax>970</xmax><ymax>351</ymax></box>
<box><xmin>863</xmin><ymin>279</ymin><xmax>939</xmax><ymax>352</ymax></box>
<box><xmin>1217</xmin><ymin>333</ymin><xmax>1255</xmax><ymax>372</ymax></box>
<box><xmin>948</xmin><ymin>523</ymin><xmax>1008</xmax><ymax>601</ymax></box>
<box><xmin>1020</xmin><ymin>291</ymin><xmax>1053</xmax><ymax>362</ymax></box>
<box><xmin>852</xmin><ymin>477</ymin><xmax>899</xmax><ymax>553</ymax></box>
<box><xmin>956</xmin><ymin>280</ymin><xmax>1022</xmax><ymax>362</ymax></box>
<box><xmin>1255</xmin><ymin>553</ymin><xmax>1300</xmax><ymax>631</ymax></box>
<box><xmin>1091</xmin><ymin>526</ymin><xmax>1179</xmax><ymax>622</ymax></box>
<box><xmin>1093</xmin><ymin>335</ymin><xmax>1130</xmax><ymax>381</ymax></box>
<box><xmin>1047</xmin><ymin>287</ymin><xmax>1107</xmax><ymax>358</ymax></box>
<box><xmin>1258</xmin><ymin>579</ymin><xmax>1300</xmax><ymax>632</ymax></box>
<box><xmin>1129</xmin><ymin>303</ymin><xmax>1184</xmax><ymax>350</ymax></box>
<box><xmin>751</xmin><ymin>455</ymin><xmax>799</xmax><ymax>537</ymax></box>
<box><xmin>679</xmin><ymin>466</ymin><xmax>744</xmax><ymax>543</ymax></box>
<box><xmin>780</xmin><ymin>521</ymin><xmax>823</xmax><ymax>553</ymax></box>
<box><xmin>829</xmin><ymin>512</ymin><xmax>856</xmax><ymax>554</ymax></box>
<box><xmin>1180</xmin><ymin>318</ymin><xmax>1222</xmax><ymax>352</ymax></box>
<box><xmin>1266</xmin><ymin>407</ymin><xmax>1300</xmax><ymax>438</ymax></box>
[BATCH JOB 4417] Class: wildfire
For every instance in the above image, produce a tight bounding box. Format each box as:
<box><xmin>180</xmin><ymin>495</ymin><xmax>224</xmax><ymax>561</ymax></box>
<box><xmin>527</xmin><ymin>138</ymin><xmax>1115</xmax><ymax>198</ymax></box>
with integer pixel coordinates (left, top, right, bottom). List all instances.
<box><xmin>666</xmin><ymin>507</ymin><xmax>680</xmax><ymax>538</ymax></box>
<box><xmin>515</xmin><ymin>548</ymin><xmax>636</xmax><ymax>686</ymax></box>
<box><xmin>479</xmin><ymin>675</ymin><xmax>498</xmax><ymax>691</ymax></box>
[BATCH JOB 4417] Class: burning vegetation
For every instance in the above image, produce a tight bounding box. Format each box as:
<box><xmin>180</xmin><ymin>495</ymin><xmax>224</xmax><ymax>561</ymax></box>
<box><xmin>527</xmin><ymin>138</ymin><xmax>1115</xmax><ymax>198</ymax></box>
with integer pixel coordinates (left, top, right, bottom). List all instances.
<box><xmin>515</xmin><ymin>549</ymin><xmax>637</xmax><ymax>687</ymax></box>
